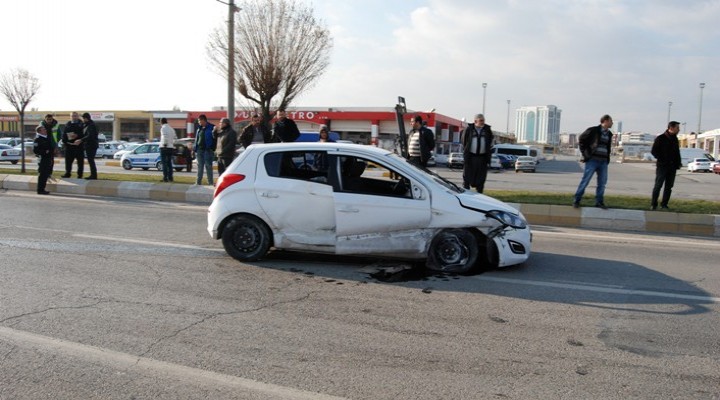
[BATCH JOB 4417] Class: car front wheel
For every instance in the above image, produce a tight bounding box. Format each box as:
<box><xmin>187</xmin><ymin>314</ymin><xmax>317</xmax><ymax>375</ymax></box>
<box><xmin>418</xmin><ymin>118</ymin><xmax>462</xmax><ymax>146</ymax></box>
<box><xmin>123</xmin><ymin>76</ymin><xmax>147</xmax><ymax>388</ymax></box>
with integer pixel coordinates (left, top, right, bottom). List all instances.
<box><xmin>222</xmin><ymin>215</ymin><xmax>272</xmax><ymax>261</ymax></box>
<box><xmin>427</xmin><ymin>229</ymin><xmax>479</xmax><ymax>274</ymax></box>
<box><xmin>122</xmin><ymin>160</ymin><xmax>132</xmax><ymax>170</ymax></box>
<box><xmin>156</xmin><ymin>161</ymin><xmax>163</xmax><ymax>171</ymax></box>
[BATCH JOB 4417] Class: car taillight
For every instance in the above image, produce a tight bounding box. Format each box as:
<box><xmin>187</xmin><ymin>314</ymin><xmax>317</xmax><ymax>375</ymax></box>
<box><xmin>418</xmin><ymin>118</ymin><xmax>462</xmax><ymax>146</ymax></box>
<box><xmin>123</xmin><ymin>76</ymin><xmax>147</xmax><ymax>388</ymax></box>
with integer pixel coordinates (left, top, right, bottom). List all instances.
<box><xmin>213</xmin><ymin>173</ymin><xmax>245</xmax><ymax>198</ymax></box>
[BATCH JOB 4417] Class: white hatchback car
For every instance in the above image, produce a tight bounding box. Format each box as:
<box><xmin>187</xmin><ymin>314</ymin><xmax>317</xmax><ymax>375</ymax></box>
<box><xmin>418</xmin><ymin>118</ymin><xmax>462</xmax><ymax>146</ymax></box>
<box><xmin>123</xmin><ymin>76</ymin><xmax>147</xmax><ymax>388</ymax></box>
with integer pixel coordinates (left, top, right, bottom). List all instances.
<box><xmin>208</xmin><ymin>143</ymin><xmax>532</xmax><ymax>274</ymax></box>
<box><xmin>687</xmin><ymin>158</ymin><xmax>711</xmax><ymax>173</ymax></box>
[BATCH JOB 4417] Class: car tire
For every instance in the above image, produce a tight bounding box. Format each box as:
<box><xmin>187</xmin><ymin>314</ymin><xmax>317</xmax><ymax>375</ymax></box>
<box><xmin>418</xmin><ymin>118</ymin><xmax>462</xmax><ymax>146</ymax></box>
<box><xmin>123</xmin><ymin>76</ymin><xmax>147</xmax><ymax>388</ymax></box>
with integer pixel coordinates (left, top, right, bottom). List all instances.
<box><xmin>142</xmin><ymin>167</ymin><xmax>149</xmax><ymax>171</ymax></box>
<box><xmin>426</xmin><ymin>229</ymin><xmax>479</xmax><ymax>274</ymax></box>
<box><xmin>122</xmin><ymin>160</ymin><xmax>132</xmax><ymax>170</ymax></box>
<box><xmin>11</xmin><ymin>160</ymin><xmax>18</xmax><ymax>164</ymax></box>
<box><xmin>175</xmin><ymin>167</ymin><xmax>183</xmax><ymax>172</ymax></box>
<box><xmin>156</xmin><ymin>161</ymin><xmax>163</xmax><ymax>171</ymax></box>
<box><xmin>222</xmin><ymin>215</ymin><xmax>272</xmax><ymax>262</ymax></box>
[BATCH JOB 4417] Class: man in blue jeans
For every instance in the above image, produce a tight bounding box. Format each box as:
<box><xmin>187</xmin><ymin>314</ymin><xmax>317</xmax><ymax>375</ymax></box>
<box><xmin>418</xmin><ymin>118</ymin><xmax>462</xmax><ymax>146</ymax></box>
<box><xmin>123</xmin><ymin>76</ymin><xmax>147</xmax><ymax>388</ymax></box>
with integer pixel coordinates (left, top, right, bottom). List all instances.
<box><xmin>193</xmin><ymin>114</ymin><xmax>216</xmax><ymax>185</ymax></box>
<box><xmin>573</xmin><ymin>114</ymin><xmax>613</xmax><ymax>210</ymax></box>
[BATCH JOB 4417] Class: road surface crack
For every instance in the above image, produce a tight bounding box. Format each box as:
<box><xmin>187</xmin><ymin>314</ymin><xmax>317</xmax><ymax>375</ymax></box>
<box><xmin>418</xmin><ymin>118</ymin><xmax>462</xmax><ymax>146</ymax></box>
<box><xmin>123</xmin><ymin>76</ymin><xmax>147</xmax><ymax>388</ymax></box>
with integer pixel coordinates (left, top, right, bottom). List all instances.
<box><xmin>0</xmin><ymin>301</ymin><xmax>104</xmax><ymax>324</ymax></box>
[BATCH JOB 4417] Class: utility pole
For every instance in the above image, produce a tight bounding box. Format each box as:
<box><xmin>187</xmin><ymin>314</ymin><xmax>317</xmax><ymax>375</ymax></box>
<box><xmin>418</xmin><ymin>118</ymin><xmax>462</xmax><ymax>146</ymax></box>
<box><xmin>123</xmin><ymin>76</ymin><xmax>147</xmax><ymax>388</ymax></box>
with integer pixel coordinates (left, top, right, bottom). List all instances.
<box><xmin>217</xmin><ymin>0</ymin><xmax>240</xmax><ymax>123</ymax></box>
<box><xmin>506</xmin><ymin>99</ymin><xmax>511</xmax><ymax>135</ymax></box>
<box><xmin>667</xmin><ymin>101</ymin><xmax>672</xmax><ymax>124</ymax></box>
<box><xmin>482</xmin><ymin>83</ymin><xmax>487</xmax><ymax>116</ymax></box>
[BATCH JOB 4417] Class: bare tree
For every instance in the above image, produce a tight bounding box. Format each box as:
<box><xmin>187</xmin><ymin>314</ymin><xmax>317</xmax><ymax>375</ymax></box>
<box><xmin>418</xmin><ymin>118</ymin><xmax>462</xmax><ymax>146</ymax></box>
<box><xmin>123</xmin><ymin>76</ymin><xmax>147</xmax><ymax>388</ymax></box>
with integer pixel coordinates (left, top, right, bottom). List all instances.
<box><xmin>207</xmin><ymin>0</ymin><xmax>333</xmax><ymax>125</ymax></box>
<box><xmin>0</xmin><ymin>68</ymin><xmax>41</xmax><ymax>173</ymax></box>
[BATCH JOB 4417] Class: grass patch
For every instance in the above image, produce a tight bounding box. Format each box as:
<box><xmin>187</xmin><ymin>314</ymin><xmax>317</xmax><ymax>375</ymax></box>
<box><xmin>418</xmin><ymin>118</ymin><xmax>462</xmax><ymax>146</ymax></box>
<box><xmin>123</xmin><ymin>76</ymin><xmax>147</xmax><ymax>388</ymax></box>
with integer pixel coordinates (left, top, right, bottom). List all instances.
<box><xmin>486</xmin><ymin>190</ymin><xmax>720</xmax><ymax>214</ymax></box>
<box><xmin>3</xmin><ymin>168</ymin><xmax>719</xmax><ymax>214</ymax></box>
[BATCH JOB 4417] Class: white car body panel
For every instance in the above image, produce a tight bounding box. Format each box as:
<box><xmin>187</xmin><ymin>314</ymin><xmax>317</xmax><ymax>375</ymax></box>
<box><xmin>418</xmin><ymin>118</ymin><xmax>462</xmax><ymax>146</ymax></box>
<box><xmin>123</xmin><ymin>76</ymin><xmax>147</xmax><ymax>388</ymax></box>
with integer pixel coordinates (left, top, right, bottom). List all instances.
<box><xmin>687</xmin><ymin>158</ymin><xmax>711</xmax><ymax>172</ymax></box>
<box><xmin>208</xmin><ymin>143</ymin><xmax>531</xmax><ymax>268</ymax></box>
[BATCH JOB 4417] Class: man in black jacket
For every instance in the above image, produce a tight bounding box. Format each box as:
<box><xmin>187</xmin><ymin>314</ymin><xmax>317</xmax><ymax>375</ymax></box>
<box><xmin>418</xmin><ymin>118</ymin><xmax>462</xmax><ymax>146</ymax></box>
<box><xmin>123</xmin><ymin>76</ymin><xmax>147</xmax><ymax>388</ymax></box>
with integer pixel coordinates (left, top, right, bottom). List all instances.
<box><xmin>240</xmin><ymin>114</ymin><xmax>273</xmax><ymax>148</ymax></box>
<box><xmin>407</xmin><ymin>115</ymin><xmax>436</xmax><ymax>169</ymax></box>
<box><xmin>213</xmin><ymin>118</ymin><xmax>238</xmax><ymax>176</ymax></box>
<box><xmin>462</xmin><ymin>114</ymin><xmax>493</xmax><ymax>193</ymax></box>
<box><xmin>272</xmin><ymin>109</ymin><xmax>300</xmax><ymax>142</ymax></box>
<box><xmin>650</xmin><ymin>121</ymin><xmax>681</xmax><ymax>210</ymax></box>
<box><xmin>61</xmin><ymin>112</ymin><xmax>85</xmax><ymax>178</ymax></box>
<box><xmin>573</xmin><ymin>114</ymin><xmax>613</xmax><ymax>209</ymax></box>
<box><xmin>80</xmin><ymin>113</ymin><xmax>99</xmax><ymax>179</ymax></box>
<box><xmin>33</xmin><ymin>125</ymin><xmax>53</xmax><ymax>195</ymax></box>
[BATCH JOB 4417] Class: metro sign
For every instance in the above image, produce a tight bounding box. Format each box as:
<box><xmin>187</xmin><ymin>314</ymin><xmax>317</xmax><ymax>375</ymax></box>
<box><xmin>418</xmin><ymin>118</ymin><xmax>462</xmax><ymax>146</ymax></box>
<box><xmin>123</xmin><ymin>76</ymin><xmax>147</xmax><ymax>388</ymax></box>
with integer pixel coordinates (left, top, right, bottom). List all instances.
<box><xmin>234</xmin><ymin>110</ymin><xmax>326</xmax><ymax>123</ymax></box>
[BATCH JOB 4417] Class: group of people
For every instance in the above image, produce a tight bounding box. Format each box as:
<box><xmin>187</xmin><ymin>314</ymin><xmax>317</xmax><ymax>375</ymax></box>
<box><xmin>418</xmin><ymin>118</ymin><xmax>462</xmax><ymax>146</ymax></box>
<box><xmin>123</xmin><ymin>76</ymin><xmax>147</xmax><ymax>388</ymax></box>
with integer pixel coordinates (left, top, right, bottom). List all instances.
<box><xmin>33</xmin><ymin>112</ymin><xmax>99</xmax><ymax>195</ymax></box>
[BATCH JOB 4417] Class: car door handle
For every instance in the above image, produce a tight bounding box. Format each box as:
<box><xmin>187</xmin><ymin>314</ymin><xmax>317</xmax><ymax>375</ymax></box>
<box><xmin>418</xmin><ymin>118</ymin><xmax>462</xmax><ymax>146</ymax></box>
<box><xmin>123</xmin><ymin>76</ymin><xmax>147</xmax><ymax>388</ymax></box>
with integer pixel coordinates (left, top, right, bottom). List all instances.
<box><xmin>261</xmin><ymin>192</ymin><xmax>279</xmax><ymax>198</ymax></box>
<box><xmin>338</xmin><ymin>207</ymin><xmax>359</xmax><ymax>213</ymax></box>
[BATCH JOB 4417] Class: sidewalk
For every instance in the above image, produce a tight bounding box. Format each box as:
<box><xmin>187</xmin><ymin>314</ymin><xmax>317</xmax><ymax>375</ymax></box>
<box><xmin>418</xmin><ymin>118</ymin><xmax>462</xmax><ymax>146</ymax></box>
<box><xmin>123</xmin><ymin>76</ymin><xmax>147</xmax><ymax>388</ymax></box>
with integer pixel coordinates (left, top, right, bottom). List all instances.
<box><xmin>2</xmin><ymin>174</ymin><xmax>718</xmax><ymax>238</ymax></box>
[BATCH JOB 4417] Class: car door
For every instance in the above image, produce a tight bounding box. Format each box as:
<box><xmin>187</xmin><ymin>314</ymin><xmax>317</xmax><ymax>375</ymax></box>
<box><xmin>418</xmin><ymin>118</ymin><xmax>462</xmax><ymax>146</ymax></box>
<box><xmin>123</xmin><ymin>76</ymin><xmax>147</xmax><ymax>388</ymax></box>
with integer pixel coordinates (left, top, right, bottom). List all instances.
<box><xmin>332</xmin><ymin>154</ymin><xmax>431</xmax><ymax>255</ymax></box>
<box><xmin>253</xmin><ymin>150</ymin><xmax>336</xmax><ymax>248</ymax></box>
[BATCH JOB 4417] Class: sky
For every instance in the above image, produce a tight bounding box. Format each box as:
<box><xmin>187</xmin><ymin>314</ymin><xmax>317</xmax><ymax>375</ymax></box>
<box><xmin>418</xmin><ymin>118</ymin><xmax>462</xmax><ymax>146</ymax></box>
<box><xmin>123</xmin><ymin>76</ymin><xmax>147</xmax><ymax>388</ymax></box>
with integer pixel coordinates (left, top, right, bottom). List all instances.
<box><xmin>1</xmin><ymin>0</ymin><xmax>719</xmax><ymax>134</ymax></box>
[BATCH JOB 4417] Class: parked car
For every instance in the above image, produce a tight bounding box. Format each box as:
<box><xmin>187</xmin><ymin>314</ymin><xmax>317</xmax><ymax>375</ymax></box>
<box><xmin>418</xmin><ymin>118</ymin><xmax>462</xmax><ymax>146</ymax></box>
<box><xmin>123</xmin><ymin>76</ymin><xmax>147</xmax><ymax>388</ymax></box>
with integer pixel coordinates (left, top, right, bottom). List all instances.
<box><xmin>13</xmin><ymin>142</ymin><xmax>35</xmax><ymax>156</ymax></box>
<box><xmin>96</xmin><ymin>141</ymin><xmax>125</xmax><ymax>159</ymax></box>
<box><xmin>207</xmin><ymin>143</ymin><xmax>531</xmax><ymax>274</ymax></box>
<box><xmin>490</xmin><ymin>154</ymin><xmax>502</xmax><ymax>169</ymax></box>
<box><xmin>447</xmin><ymin>152</ymin><xmax>464</xmax><ymax>169</ymax></box>
<box><xmin>120</xmin><ymin>142</ymin><xmax>189</xmax><ymax>172</ymax></box>
<box><xmin>714</xmin><ymin>162</ymin><xmax>720</xmax><ymax>174</ymax></box>
<box><xmin>113</xmin><ymin>143</ymin><xmax>142</xmax><ymax>160</ymax></box>
<box><xmin>426</xmin><ymin>155</ymin><xmax>436</xmax><ymax>167</ymax></box>
<box><xmin>515</xmin><ymin>156</ymin><xmax>537</xmax><ymax>173</ymax></box>
<box><xmin>0</xmin><ymin>137</ymin><xmax>23</xmax><ymax>147</ymax></box>
<box><xmin>497</xmin><ymin>154</ymin><xmax>515</xmax><ymax>169</ymax></box>
<box><xmin>687</xmin><ymin>158</ymin><xmax>711</xmax><ymax>173</ymax></box>
<box><xmin>0</xmin><ymin>144</ymin><xmax>21</xmax><ymax>164</ymax></box>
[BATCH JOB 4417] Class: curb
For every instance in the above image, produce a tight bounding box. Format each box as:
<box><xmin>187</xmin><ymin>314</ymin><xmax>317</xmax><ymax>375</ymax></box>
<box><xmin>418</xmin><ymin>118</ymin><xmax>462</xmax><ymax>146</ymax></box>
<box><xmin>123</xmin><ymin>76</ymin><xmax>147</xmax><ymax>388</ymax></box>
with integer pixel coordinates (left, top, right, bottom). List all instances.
<box><xmin>2</xmin><ymin>174</ymin><xmax>718</xmax><ymax>238</ymax></box>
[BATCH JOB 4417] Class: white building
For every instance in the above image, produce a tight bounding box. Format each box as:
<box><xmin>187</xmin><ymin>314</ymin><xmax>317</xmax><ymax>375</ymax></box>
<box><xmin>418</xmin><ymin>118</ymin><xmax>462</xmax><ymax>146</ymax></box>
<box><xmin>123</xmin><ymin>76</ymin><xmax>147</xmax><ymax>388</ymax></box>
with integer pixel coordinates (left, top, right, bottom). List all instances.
<box><xmin>619</xmin><ymin>131</ymin><xmax>656</xmax><ymax>159</ymax></box>
<box><xmin>515</xmin><ymin>105</ymin><xmax>561</xmax><ymax>146</ymax></box>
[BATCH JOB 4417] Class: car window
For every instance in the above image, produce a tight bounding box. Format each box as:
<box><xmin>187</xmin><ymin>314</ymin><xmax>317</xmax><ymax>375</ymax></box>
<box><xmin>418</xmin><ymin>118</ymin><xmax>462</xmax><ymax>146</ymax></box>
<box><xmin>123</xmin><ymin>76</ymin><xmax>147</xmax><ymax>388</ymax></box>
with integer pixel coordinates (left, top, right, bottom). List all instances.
<box><xmin>264</xmin><ymin>151</ymin><xmax>330</xmax><ymax>185</ymax></box>
<box><xmin>150</xmin><ymin>145</ymin><xmax>159</xmax><ymax>153</ymax></box>
<box><xmin>136</xmin><ymin>145</ymin><xmax>149</xmax><ymax>154</ymax></box>
<box><xmin>337</xmin><ymin>155</ymin><xmax>412</xmax><ymax>199</ymax></box>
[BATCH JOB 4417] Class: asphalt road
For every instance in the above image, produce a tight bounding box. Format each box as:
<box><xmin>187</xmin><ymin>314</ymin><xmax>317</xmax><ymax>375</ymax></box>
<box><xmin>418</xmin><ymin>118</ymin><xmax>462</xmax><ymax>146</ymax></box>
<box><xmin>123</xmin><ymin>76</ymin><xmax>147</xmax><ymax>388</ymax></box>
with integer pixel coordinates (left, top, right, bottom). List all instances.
<box><xmin>0</xmin><ymin>192</ymin><xmax>719</xmax><ymax>399</ymax></box>
<box><xmin>5</xmin><ymin>154</ymin><xmax>719</xmax><ymax>202</ymax></box>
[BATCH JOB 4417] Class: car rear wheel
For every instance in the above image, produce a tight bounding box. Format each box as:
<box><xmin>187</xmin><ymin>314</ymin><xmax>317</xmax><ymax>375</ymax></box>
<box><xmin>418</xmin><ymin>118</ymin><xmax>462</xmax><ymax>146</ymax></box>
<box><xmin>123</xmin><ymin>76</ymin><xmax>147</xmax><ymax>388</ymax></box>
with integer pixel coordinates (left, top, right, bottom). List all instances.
<box><xmin>11</xmin><ymin>160</ymin><xmax>18</xmax><ymax>164</ymax></box>
<box><xmin>122</xmin><ymin>160</ymin><xmax>132</xmax><ymax>170</ymax></box>
<box><xmin>222</xmin><ymin>215</ymin><xmax>272</xmax><ymax>261</ymax></box>
<box><xmin>427</xmin><ymin>229</ymin><xmax>479</xmax><ymax>274</ymax></box>
<box><xmin>156</xmin><ymin>161</ymin><xmax>163</xmax><ymax>171</ymax></box>
<box><xmin>142</xmin><ymin>167</ymin><xmax>149</xmax><ymax>171</ymax></box>
<box><xmin>175</xmin><ymin>167</ymin><xmax>183</xmax><ymax>172</ymax></box>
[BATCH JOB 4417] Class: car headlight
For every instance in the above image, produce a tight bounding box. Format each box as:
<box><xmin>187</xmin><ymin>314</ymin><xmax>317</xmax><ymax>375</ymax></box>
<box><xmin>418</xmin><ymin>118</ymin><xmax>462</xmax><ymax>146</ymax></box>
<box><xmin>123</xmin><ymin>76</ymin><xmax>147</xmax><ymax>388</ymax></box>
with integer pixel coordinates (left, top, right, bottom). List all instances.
<box><xmin>485</xmin><ymin>210</ymin><xmax>527</xmax><ymax>229</ymax></box>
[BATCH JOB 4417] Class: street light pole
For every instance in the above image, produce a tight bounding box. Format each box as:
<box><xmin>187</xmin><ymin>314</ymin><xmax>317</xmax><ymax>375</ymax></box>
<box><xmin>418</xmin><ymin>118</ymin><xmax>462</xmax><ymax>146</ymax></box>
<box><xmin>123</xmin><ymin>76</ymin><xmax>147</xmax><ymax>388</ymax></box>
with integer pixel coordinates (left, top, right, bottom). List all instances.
<box><xmin>667</xmin><ymin>101</ymin><xmax>672</xmax><ymax>124</ymax></box>
<box><xmin>482</xmin><ymin>83</ymin><xmax>487</xmax><ymax>116</ymax></box>
<box><xmin>217</xmin><ymin>0</ymin><xmax>240</xmax><ymax>123</ymax></box>
<box><xmin>506</xmin><ymin>99</ymin><xmax>511</xmax><ymax>135</ymax></box>
<box><xmin>697</xmin><ymin>83</ymin><xmax>705</xmax><ymax>149</ymax></box>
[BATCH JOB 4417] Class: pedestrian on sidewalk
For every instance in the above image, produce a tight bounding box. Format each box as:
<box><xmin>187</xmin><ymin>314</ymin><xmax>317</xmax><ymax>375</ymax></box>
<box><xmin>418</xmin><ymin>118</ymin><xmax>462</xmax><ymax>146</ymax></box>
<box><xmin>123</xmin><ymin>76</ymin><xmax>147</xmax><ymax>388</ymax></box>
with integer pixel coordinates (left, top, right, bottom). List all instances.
<box><xmin>214</xmin><ymin>118</ymin><xmax>237</xmax><ymax>176</ymax></box>
<box><xmin>193</xmin><ymin>114</ymin><xmax>216</xmax><ymax>185</ymax></box>
<box><xmin>79</xmin><ymin>113</ymin><xmax>99</xmax><ymax>180</ymax></box>
<box><xmin>159</xmin><ymin>118</ymin><xmax>177</xmax><ymax>182</ymax></box>
<box><xmin>650</xmin><ymin>121</ymin><xmax>682</xmax><ymax>210</ymax></box>
<box><xmin>461</xmin><ymin>114</ymin><xmax>493</xmax><ymax>192</ymax></box>
<box><xmin>33</xmin><ymin>125</ymin><xmax>53</xmax><ymax>195</ymax></box>
<box><xmin>407</xmin><ymin>115</ymin><xmax>436</xmax><ymax>169</ymax></box>
<box><xmin>62</xmin><ymin>112</ymin><xmax>85</xmax><ymax>178</ymax></box>
<box><xmin>272</xmin><ymin>109</ymin><xmax>300</xmax><ymax>142</ymax></box>
<box><xmin>41</xmin><ymin>114</ymin><xmax>58</xmax><ymax>176</ymax></box>
<box><xmin>573</xmin><ymin>114</ymin><xmax>613</xmax><ymax>210</ymax></box>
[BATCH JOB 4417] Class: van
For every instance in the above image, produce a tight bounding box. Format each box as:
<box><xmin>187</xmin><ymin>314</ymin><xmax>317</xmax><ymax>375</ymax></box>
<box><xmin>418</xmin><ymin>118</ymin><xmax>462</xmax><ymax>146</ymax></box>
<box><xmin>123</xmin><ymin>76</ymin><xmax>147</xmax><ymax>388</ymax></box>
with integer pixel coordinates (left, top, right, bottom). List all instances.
<box><xmin>680</xmin><ymin>148</ymin><xmax>715</xmax><ymax>167</ymax></box>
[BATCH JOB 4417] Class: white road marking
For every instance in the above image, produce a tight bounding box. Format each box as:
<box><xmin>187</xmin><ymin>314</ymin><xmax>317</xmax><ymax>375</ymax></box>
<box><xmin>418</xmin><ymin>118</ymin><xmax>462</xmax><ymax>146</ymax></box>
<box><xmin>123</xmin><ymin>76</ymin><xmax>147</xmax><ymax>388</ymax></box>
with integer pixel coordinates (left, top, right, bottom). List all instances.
<box><xmin>73</xmin><ymin>233</ymin><xmax>224</xmax><ymax>252</ymax></box>
<box><xmin>533</xmin><ymin>229</ymin><xmax>720</xmax><ymax>248</ymax></box>
<box><xmin>0</xmin><ymin>326</ymin><xmax>347</xmax><ymax>400</ymax></box>
<box><xmin>474</xmin><ymin>275</ymin><xmax>720</xmax><ymax>303</ymax></box>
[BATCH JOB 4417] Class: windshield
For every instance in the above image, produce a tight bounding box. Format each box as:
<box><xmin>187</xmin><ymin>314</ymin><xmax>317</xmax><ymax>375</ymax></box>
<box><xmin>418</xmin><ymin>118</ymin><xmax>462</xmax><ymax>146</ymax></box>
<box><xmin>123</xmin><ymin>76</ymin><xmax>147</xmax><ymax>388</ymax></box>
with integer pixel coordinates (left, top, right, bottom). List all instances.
<box><xmin>386</xmin><ymin>153</ymin><xmax>464</xmax><ymax>193</ymax></box>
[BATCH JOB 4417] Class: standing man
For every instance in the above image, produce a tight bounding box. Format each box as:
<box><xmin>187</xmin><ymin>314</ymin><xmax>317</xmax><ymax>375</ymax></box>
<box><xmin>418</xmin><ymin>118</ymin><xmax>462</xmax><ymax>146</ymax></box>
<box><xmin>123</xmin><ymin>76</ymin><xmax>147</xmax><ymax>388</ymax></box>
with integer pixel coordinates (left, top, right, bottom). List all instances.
<box><xmin>240</xmin><ymin>114</ymin><xmax>272</xmax><ymax>148</ymax></box>
<box><xmin>573</xmin><ymin>114</ymin><xmax>613</xmax><ymax>209</ymax></box>
<box><xmin>193</xmin><ymin>114</ymin><xmax>216</xmax><ymax>185</ymax></box>
<box><xmin>407</xmin><ymin>115</ymin><xmax>436</xmax><ymax>168</ymax></box>
<box><xmin>61</xmin><ymin>112</ymin><xmax>85</xmax><ymax>178</ymax></box>
<box><xmin>79</xmin><ymin>112</ymin><xmax>99</xmax><ymax>180</ymax></box>
<box><xmin>272</xmin><ymin>109</ymin><xmax>300</xmax><ymax>142</ymax></box>
<box><xmin>213</xmin><ymin>118</ymin><xmax>237</xmax><ymax>176</ymax></box>
<box><xmin>33</xmin><ymin>125</ymin><xmax>53</xmax><ymax>195</ymax></box>
<box><xmin>159</xmin><ymin>118</ymin><xmax>177</xmax><ymax>182</ymax></box>
<box><xmin>462</xmin><ymin>113</ymin><xmax>494</xmax><ymax>193</ymax></box>
<box><xmin>41</xmin><ymin>114</ymin><xmax>58</xmax><ymax>176</ymax></box>
<box><xmin>650</xmin><ymin>121</ymin><xmax>682</xmax><ymax>210</ymax></box>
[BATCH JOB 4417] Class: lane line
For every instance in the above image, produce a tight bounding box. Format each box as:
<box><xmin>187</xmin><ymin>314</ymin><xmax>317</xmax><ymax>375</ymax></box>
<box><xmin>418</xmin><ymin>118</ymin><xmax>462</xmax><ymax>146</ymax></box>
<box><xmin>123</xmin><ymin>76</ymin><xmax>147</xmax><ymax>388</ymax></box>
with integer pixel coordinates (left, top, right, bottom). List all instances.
<box><xmin>533</xmin><ymin>229</ymin><xmax>720</xmax><ymax>248</ymax></box>
<box><xmin>73</xmin><ymin>233</ymin><xmax>224</xmax><ymax>252</ymax></box>
<box><xmin>474</xmin><ymin>275</ymin><xmax>720</xmax><ymax>303</ymax></box>
<box><xmin>0</xmin><ymin>326</ymin><xmax>347</xmax><ymax>400</ymax></box>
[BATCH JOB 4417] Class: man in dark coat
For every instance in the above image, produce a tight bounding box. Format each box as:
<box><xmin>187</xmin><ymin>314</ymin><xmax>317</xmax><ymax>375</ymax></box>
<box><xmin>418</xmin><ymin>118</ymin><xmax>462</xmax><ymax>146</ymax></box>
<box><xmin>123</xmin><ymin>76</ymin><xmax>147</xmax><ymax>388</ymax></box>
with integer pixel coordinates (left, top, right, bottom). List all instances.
<box><xmin>272</xmin><ymin>109</ymin><xmax>300</xmax><ymax>142</ymax></box>
<box><xmin>573</xmin><ymin>114</ymin><xmax>613</xmax><ymax>209</ymax></box>
<box><xmin>650</xmin><ymin>121</ymin><xmax>682</xmax><ymax>210</ymax></box>
<box><xmin>33</xmin><ymin>125</ymin><xmax>53</xmax><ymax>195</ymax></box>
<box><xmin>61</xmin><ymin>112</ymin><xmax>85</xmax><ymax>178</ymax></box>
<box><xmin>213</xmin><ymin>118</ymin><xmax>238</xmax><ymax>176</ymax></box>
<box><xmin>407</xmin><ymin>115</ymin><xmax>436</xmax><ymax>168</ymax></box>
<box><xmin>462</xmin><ymin>113</ymin><xmax>494</xmax><ymax>193</ymax></box>
<box><xmin>80</xmin><ymin>112</ymin><xmax>99</xmax><ymax>180</ymax></box>
<box><xmin>240</xmin><ymin>114</ymin><xmax>273</xmax><ymax>148</ymax></box>
<box><xmin>40</xmin><ymin>114</ymin><xmax>58</xmax><ymax>176</ymax></box>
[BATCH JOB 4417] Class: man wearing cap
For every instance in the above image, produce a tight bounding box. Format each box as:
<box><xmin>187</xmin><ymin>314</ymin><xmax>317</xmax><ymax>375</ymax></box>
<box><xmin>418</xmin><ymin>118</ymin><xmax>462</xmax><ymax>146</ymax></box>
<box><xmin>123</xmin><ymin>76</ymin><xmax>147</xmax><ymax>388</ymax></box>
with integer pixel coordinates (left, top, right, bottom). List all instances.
<box><xmin>462</xmin><ymin>113</ymin><xmax>494</xmax><ymax>193</ymax></box>
<box><xmin>33</xmin><ymin>125</ymin><xmax>53</xmax><ymax>195</ymax></box>
<box><xmin>213</xmin><ymin>117</ymin><xmax>237</xmax><ymax>176</ymax></box>
<box><xmin>79</xmin><ymin>112</ymin><xmax>99</xmax><ymax>180</ymax></box>
<box><xmin>407</xmin><ymin>115</ymin><xmax>436</xmax><ymax>168</ymax></box>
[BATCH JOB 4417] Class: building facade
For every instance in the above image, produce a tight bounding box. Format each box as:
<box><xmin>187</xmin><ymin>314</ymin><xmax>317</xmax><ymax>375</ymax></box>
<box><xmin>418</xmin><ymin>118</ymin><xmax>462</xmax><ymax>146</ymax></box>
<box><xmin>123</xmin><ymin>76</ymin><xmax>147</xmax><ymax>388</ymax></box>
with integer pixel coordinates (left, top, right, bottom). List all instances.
<box><xmin>515</xmin><ymin>105</ymin><xmax>561</xmax><ymax>146</ymax></box>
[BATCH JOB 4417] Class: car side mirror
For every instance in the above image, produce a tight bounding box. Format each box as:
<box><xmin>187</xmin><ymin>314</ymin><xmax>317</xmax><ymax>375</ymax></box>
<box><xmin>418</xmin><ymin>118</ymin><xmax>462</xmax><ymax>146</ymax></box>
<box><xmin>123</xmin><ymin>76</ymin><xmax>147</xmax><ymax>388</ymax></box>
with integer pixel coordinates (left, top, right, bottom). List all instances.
<box><xmin>412</xmin><ymin>183</ymin><xmax>425</xmax><ymax>200</ymax></box>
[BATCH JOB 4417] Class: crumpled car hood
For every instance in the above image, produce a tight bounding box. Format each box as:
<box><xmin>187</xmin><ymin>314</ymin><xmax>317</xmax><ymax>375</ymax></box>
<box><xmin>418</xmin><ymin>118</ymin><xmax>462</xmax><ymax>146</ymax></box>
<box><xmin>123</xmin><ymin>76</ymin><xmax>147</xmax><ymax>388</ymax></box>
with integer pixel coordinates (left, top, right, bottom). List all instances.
<box><xmin>455</xmin><ymin>192</ymin><xmax>519</xmax><ymax>215</ymax></box>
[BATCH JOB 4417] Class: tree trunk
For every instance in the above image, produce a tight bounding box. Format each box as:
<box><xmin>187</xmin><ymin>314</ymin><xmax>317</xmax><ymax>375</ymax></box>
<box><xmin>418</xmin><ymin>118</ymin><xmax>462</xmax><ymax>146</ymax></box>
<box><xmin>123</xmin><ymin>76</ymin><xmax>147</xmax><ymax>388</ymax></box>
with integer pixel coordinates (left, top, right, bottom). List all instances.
<box><xmin>19</xmin><ymin>112</ymin><xmax>26</xmax><ymax>173</ymax></box>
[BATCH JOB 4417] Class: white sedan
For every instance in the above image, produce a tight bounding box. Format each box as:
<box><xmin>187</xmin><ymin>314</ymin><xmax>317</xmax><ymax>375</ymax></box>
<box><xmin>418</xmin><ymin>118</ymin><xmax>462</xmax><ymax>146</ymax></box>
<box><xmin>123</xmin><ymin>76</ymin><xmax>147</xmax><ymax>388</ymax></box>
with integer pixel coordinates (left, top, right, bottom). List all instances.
<box><xmin>687</xmin><ymin>158</ymin><xmax>711</xmax><ymax>173</ymax></box>
<box><xmin>208</xmin><ymin>143</ymin><xmax>532</xmax><ymax>274</ymax></box>
<box><xmin>0</xmin><ymin>144</ymin><xmax>21</xmax><ymax>164</ymax></box>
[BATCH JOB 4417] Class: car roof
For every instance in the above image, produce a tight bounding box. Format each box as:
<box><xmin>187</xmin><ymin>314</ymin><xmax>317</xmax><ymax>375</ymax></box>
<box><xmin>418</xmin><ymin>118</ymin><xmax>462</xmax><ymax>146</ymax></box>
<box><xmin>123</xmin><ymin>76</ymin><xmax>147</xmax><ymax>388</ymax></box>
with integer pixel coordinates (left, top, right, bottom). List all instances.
<box><xmin>248</xmin><ymin>142</ymin><xmax>392</xmax><ymax>156</ymax></box>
